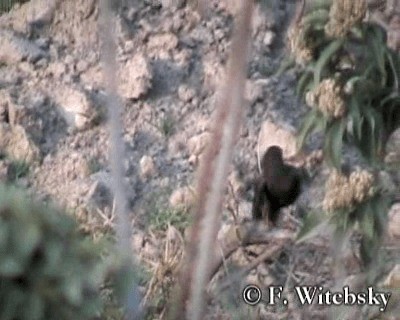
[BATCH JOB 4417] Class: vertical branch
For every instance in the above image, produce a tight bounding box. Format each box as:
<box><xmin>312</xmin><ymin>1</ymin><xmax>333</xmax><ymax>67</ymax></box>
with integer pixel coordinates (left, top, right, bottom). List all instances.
<box><xmin>98</xmin><ymin>0</ymin><xmax>141</xmax><ymax>318</ymax></box>
<box><xmin>171</xmin><ymin>1</ymin><xmax>254</xmax><ymax>319</ymax></box>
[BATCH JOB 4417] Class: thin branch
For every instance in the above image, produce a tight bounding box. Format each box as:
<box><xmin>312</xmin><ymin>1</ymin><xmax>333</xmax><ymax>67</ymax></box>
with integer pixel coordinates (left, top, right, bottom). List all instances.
<box><xmin>210</xmin><ymin>225</ymin><xmax>295</xmax><ymax>282</ymax></box>
<box><xmin>170</xmin><ymin>2</ymin><xmax>255</xmax><ymax>319</ymax></box>
<box><xmin>98</xmin><ymin>0</ymin><xmax>141</xmax><ymax>318</ymax></box>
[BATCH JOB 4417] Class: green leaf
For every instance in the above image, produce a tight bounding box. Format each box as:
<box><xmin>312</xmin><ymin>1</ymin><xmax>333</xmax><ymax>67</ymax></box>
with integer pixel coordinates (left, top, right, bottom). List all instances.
<box><xmin>296</xmin><ymin>70</ymin><xmax>314</xmax><ymax>97</ymax></box>
<box><xmin>13</xmin><ymin>222</ymin><xmax>41</xmax><ymax>262</ymax></box>
<box><xmin>360</xmin><ymin>202</ymin><xmax>375</xmax><ymax>240</ymax></box>
<box><xmin>368</xmin><ymin>27</ymin><xmax>387</xmax><ymax>86</ymax></box>
<box><xmin>63</xmin><ymin>275</ymin><xmax>83</xmax><ymax>305</ymax></box>
<box><xmin>23</xmin><ymin>294</ymin><xmax>44</xmax><ymax>320</ymax></box>
<box><xmin>296</xmin><ymin>211</ymin><xmax>327</xmax><ymax>244</ymax></box>
<box><xmin>0</xmin><ymin>222</ymin><xmax>10</xmax><ymax>254</ymax></box>
<box><xmin>370</xmin><ymin>195</ymin><xmax>390</xmax><ymax>236</ymax></box>
<box><xmin>0</xmin><ymin>256</ymin><xmax>23</xmax><ymax>276</ymax></box>
<box><xmin>0</xmin><ymin>286</ymin><xmax>24</xmax><ymax>320</ymax></box>
<box><xmin>348</xmin><ymin>96</ymin><xmax>362</xmax><ymax>140</ymax></box>
<box><xmin>276</xmin><ymin>56</ymin><xmax>295</xmax><ymax>76</ymax></box>
<box><xmin>297</xmin><ymin>109</ymin><xmax>321</xmax><ymax>149</ymax></box>
<box><xmin>301</xmin><ymin>8</ymin><xmax>329</xmax><ymax>27</ymax></box>
<box><xmin>324</xmin><ymin>119</ymin><xmax>346</xmax><ymax>169</ymax></box>
<box><xmin>308</xmin><ymin>0</ymin><xmax>332</xmax><ymax>11</ymax></box>
<box><xmin>379</xmin><ymin>92</ymin><xmax>400</xmax><ymax>108</ymax></box>
<box><xmin>364</xmin><ymin>106</ymin><xmax>384</xmax><ymax>161</ymax></box>
<box><xmin>386</xmin><ymin>51</ymin><xmax>400</xmax><ymax>90</ymax></box>
<box><xmin>314</xmin><ymin>39</ymin><xmax>344</xmax><ymax>85</ymax></box>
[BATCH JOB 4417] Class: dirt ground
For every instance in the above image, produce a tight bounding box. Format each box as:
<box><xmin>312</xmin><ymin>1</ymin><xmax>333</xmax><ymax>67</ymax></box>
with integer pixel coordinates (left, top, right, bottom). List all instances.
<box><xmin>0</xmin><ymin>1</ymin><xmax>400</xmax><ymax>319</ymax></box>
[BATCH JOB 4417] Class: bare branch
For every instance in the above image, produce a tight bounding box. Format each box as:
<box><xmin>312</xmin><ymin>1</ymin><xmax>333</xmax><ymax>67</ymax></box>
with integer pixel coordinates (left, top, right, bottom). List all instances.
<box><xmin>170</xmin><ymin>1</ymin><xmax>255</xmax><ymax>319</ymax></box>
<box><xmin>98</xmin><ymin>0</ymin><xmax>141</xmax><ymax>318</ymax></box>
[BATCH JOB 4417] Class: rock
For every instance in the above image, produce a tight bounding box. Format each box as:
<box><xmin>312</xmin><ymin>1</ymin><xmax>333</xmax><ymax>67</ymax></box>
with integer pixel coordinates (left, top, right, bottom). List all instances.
<box><xmin>27</xmin><ymin>0</ymin><xmax>57</xmax><ymax>27</ymax></box>
<box><xmin>178</xmin><ymin>85</ymin><xmax>196</xmax><ymax>103</ymax></box>
<box><xmin>263</xmin><ymin>30</ymin><xmax>275</xmax><ymax>47</ymax></box>
<box><xmin>237</xmin><ymin>201</ymin><xmax>252</xmax><ymax>221</ymax></box>
<box><xmin>203</xmin><ymin>56</ymin><xmax>225</xmax><ymax>90</ymax></box>
<box><xmin>168</xmin><ymin>132</ymin><xmax>187</xmax><ymax>155</ymax></box>
<box><xmin>218</xmin><ymin>0</ymin><xmax>242</xmax><ymax>15</ymax></box>
<box><xmin>47</xmin><ymin>62</ymin><xmax>67</xmax><ymax>79</ymax></box>
<box><xmin>140</xmin><ymin>155</ymin><xmax>156</xmax><ymax>179</ymax></box>
<box><xmin>228</xmin><ymin>170</ymin><xmax>244</xmax><ymax>196</ymax></box>
<box><xmin>146</xmin><ymin>32</ymin><xmax>179</xmax><ymax>59</ymax></box>
<box><xmin>54</xmin><ymin>86</ymin><xmax>95</xmax><ymax>130</ymax></box>
<box><xmin>169</xmin><ymin>186</ymin><xmax>196</xmax><ymax>208</ymax></box>
<box><xmin>119</xmin><ymin>53</ymin><xmax>152</xmax><ymax>100</ymax></box>
<box><xmin>76</xmin><ymin>60</ymin><xmax>89</xmax><ymax>73</ymax></box>
<box><xmin>161</xmin><ymin>0</ymin><xmax>185</xmax><ymax>9</ymax></box>
<box><xmin>187</xmin><ymin>132</ymin><xmax>210</xmax><ymax>157</ymax></box>
<box><xmin>245</xmin><ymin>79</ymin><xmax>268</xmax><ymax>105</ymax></box>
<box><xmin>378</xmin><ymin>171</ymin><xmax>397</xmax><ymax>195</ymax></box>
<box><xmin>383</xmin><ymin>264</ymin><xmax>400</xmax><ymax>288</ymax></box>
<box><xmin>388</xmin><ymin>204</ymin><xmax>400</xmax><ymax>241</ymax></box>
<box><xmin>80</xmin><ymin>65</ymin><xmax>102</xmax><ymax>88</ymax></box>
<box><xmin>258</xmin><ymin>120</ymin><xmax>298</xmax><ymax>159</ymax></box>
<box><xmin>385</xmin><ymin>128</ymin><xmax>400</xmax><ymax>165</ymax></box>
<box><xmin>388</xmin><ymin>15</ymin><xmax>400</xmax><ymax>52</ymax></box>
<box><xmin>0</xmin><ymin>123</ymin><xmax>41</xmax><ymax>163</ymax></box>
<box><xmin>0</xmin><ymin>30</ymin><xmax>47</xmax><ymax>65</ymax></box>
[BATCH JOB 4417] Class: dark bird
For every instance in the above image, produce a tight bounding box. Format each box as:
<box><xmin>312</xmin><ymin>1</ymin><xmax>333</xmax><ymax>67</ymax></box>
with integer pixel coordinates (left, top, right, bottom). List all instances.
<box><xmin>252</xmin><ymin>145</ymin><xmax>301</xmax><ymax>226</ymax></box>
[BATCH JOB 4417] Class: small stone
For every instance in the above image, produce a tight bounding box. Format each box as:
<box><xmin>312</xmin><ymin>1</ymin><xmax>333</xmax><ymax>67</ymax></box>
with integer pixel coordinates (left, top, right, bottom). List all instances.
<box><xmin>228</xmin><ymin>170</ymin><xmax>244</xmax><ymax>195</ymax></box>
<box><xmin>27</xmin><ymin>0</ymin><xmax>57</xmax><ymax>27</ymax></box>
<box><xmin>385</xmin><ymin>128</ymin><xmax>400</xmax><ymax>165</ymax></box>
<box><xmin>140</xmin><ymin>155</ymin><xmax>156</xmax><ymax>179</ymax></box>
<box><xmin>0</xmin><ymin>30</ymin><xmax>46</xmax><ymax>65</ymax></box>
<box><xmin>169</xmin><ymin>186</ymin><xmax>195</xmax><ymax>208</ymax></box>
<box><xmin>119</xmin><ymin>53</ymin><xmax>152</xmax><ymax>99</ymax></box>
<box><xmin>47</xmin><ymin>62</ymin><xmax>66</xmax><ymax>78</ymax></box>
<box><xmin>147</xmin><ymin>32</ymin><xmax>179</xmax><ymax>59</ymax></box>
<box><xmin>388</xmin><ymin>204</ymin><xmax>400</xmax><ymax>241</ymax></box>
<box><xmin>54</xmin><ymin>85</ymin><xmax>95</xmax><ymax>130</ymax></box>
<box><xmin>383</xmin><ymin>264</ymin><xmax>400</xmax><ymax>288</ymax></box>
<box><xmin>0</xmin><ymin>124</ymin><xmax>41</xmax><ymax>163</ymax></box>
<box><xmin>76</xmin><ymin>60</ymin><xmax>89</xmax><ymax>73</ymax></box>
<box><xmin>245</xmin><ymin>79</ymin><xmax>267</xmax><ymax>104</ymax></box>
<box><xmin>263</xmin><ymin>30</ymin><xmax>275</xmax><ymax>47</ymax></box>
<box><xmin>178</xmin><ymin>85</ymin><xmax>196</xmax><ymax>103</ymax></box>
<box><xmin>187</xmin><ymin>132</ymin><xmax>210</xmax><ymax>157</ymax></box>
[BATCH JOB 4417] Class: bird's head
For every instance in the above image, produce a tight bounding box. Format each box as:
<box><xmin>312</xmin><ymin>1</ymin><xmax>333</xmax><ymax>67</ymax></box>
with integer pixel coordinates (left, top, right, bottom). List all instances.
<box><xmin>265</xmin><ymin>145</ymin><xmax>283</xmax><ymax>162</ymax></box>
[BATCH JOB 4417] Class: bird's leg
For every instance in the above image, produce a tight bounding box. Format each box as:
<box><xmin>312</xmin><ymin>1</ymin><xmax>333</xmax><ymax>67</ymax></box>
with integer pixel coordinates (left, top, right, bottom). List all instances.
<box><xmin>252</xmin><ymin>177</ymin><xmax>265</xmax><ymax>220</ymax></box>
<box><xmin>252</xmin><ymin>178</ymin><xmax>271</xmax><ymax>222</ymax></box>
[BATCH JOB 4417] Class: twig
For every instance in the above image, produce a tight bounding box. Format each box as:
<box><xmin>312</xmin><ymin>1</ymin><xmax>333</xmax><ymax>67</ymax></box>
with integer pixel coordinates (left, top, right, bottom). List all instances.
<box><xmin>209</xmin><ymin>225</ymin><xmax>295</xmax><ymax>283</ymax></box>
<box><xmin>170</xmin><ymin>2</ymin><xmax>255</xmax><ymax>319</ymax></box>
<box><xmin>98</xmin><ymin>0</ymin><xmax>141</xmax><ymax>318</ymax></box>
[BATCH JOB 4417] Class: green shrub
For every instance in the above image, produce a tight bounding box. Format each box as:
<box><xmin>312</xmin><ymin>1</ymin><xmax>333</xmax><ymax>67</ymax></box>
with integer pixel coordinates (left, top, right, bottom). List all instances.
<box><xmin>289</xmin><ymin>0</ymin><xmax>398</xmax><ymax>266</ymax></box>
<box><xmin>0</xmin><ymin>0</ymin><xmax>29</xmax><ymax>13</ymax></box>
<box><xmin>0</xmin><ymin>185</ymin><xmax>103</xmax><ymax>320</ymax></box>
<box><xmin>290</xmin><ymin>0</ymin><xmax>400</xmax><ymax>166</ymax></box>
